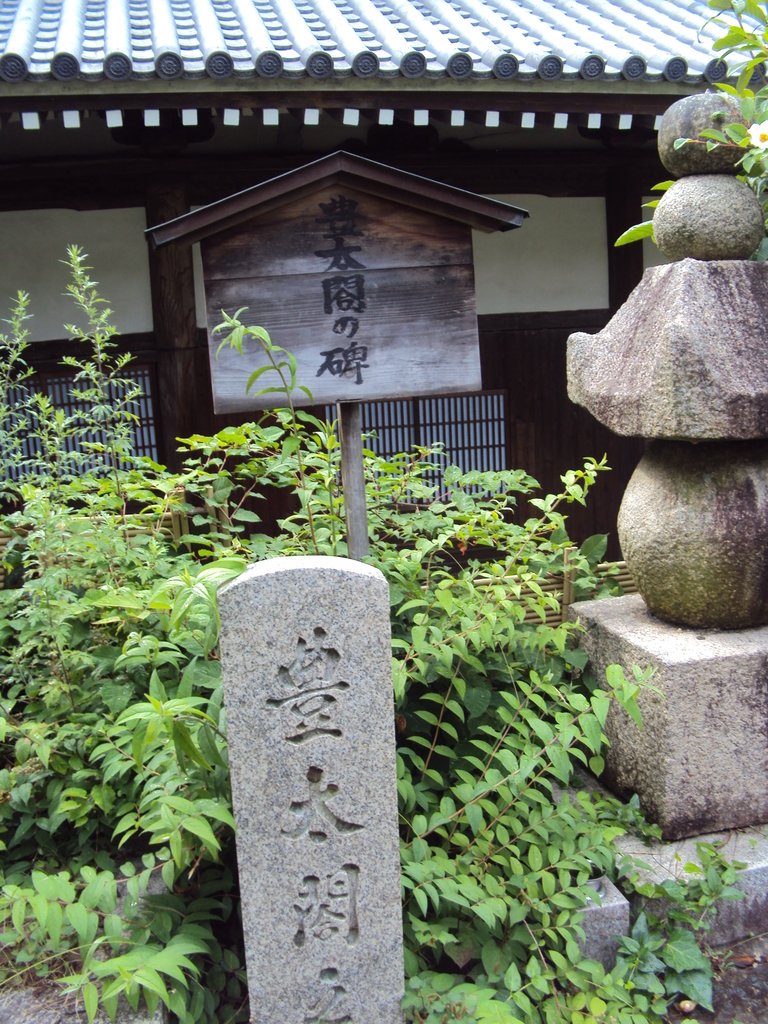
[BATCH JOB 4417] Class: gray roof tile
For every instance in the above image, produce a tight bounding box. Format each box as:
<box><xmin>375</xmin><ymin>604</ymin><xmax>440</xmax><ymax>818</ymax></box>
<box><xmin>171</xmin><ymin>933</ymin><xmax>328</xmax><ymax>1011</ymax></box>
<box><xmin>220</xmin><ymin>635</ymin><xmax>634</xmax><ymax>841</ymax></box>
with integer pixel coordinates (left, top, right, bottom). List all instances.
<box><xmin>0</xmin><ymin>0</ymin><xmax>741</xmax><ymax>84</ymax></box>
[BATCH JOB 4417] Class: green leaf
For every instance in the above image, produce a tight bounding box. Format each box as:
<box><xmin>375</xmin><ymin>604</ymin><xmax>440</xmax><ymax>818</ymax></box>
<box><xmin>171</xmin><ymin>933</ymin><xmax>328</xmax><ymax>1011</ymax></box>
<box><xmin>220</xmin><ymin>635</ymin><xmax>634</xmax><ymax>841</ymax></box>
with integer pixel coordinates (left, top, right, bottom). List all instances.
<box><xmin>604</xmin><ymin>664</ymin><xmax>626</xmax><ymax>690</ymax></box>
<box><xmin>172</xmin><ymin>721</ymin><xmax>212</xmax><ymax>771</ymax></box>
<box><xmin>11</xmin><ymin>898</ymin><xmax>27</xmax><ymax>934</ymax></box>
<box><xmin>134</xmin><ymin>965</ymin><xmax>170</xmax><ymax>1002</ymax></box>
<box><xmin>465</xmin><ymin>802</ymin><xmax>484</xmax><ymax>835</ymax></box>
<box><xmin>504</xmin><ymin>961</ymin><xmax>522</xmax><ymax>990</ymax></box>
<box><xmin>462</xmin><ymin>679</ymin><xmax>493</xmax><ymax>720</ymax></box>
<box><xmin>100</xmin><ymin>681</ymin><xmax>136</xmax><ymax>715</ymax></box>
<box><xmin>528</xmin><ymin>844</ymin><xmax>543</xmax><ymax>871</ymax></box>
<box><xmin>66</xmin><ymin>902</ymin><xmax>90</xmax><ymax>944</ymax></box>
<box><xmin>83</xmin><ymin>981</ymin><xmax>100</xmax><ymax>1024</ymax></box>
<box><xmin>615</xmin><ymin>220</ymin><xmax>655</xmax><ymax>247</ymax></box>
<box><xmin>473</xmin><ymin>899</ymin><xmax>500</xmax><ymax>929</ymax></box>
<box><xmin>548</xmin><ymin>744</ymin><xmax>572</xmax><ymax>784</ymax></box>
<box><xmin>663</xmin><ymin>929</ymin><xmax>710</xmax><ymax>973</ymax></box>
<box><xmin>665</xmin><ymin>967</ymin><xmax>713</xmax><ymax>1011</ymax></box>
<box><xmin>104</xmin><ymin>913</ymin><xmax>123</xmax><ymax>942</ymax></box>
<box><xmin>413</xmin><ymin>888</ymin><xmax>428</xmax><ymax>916</ymax></box>
<box><xmin>47</xmin><ymin>900</ymin><xmax>64</xmax><ymax>946</ymax></box>
<box><xmin>507</xmin><ymin>901</ymin><xmax>527</xmax><ymax>926</ymax></box>
<box><xmin>579</xmin><ymin>534</ymin><xmax>608</xmax><ymax>564</ymax></box>
<box><xmin>481</xmin><ymin>938</ymin><xmax>505</xmax><ymax>979</ymax></box>
<box><xmin>131</xmin><ymin>722</ymin><xmax>149</xmax><ymax>768</ymax></box>
<box><xmin>31</xmin><ymin>870</ymin><xmax>58</xmax><ymax>900</ymax></box>
<box><xmin>581</xmin><ymin>714</ymin><xmax>603</xmax><ymax>754</ymax></box>
<box><xmin>161</xmin><ymin>859</ymin><xmax>177</xmax><ymax>891</ymax></box>
<box><xmin>476</xmin><ymin>999</ymin><xmax>524</xmax><ymax>1023</ymax></box>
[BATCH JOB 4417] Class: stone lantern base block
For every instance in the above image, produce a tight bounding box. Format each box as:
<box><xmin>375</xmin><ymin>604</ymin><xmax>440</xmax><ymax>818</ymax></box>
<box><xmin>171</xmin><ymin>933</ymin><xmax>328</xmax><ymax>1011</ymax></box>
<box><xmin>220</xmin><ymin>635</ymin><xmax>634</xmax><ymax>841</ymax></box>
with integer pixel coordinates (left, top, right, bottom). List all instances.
<box><xmin>571</xmin><ymin>595</ymin><xmax>768</xmax><ymax>841</ymax></box>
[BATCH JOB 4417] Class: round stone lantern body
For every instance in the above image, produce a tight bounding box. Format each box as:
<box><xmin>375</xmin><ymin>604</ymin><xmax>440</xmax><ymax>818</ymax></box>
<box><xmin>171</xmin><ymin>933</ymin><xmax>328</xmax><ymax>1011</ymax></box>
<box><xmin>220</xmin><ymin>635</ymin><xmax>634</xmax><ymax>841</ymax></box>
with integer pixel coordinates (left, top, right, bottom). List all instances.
<box><xmin>654</xmin><ymin>175</ymin><xmax>765</xmax><ymax>261</ymax></box>
<box><xmin>618</xmin><ymin>440</ymin><xmax>768</xmax><ymax>629</ymax></box>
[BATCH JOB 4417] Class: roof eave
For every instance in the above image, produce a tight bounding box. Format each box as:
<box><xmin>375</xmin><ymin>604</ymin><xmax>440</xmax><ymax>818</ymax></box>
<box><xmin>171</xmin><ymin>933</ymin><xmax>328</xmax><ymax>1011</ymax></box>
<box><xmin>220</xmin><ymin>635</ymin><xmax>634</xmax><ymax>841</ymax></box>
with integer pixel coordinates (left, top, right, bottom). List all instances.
<box><xmin>0</xmin><ymin>75</ymin><xmax>716</xmax><ymax>105</ymax></box>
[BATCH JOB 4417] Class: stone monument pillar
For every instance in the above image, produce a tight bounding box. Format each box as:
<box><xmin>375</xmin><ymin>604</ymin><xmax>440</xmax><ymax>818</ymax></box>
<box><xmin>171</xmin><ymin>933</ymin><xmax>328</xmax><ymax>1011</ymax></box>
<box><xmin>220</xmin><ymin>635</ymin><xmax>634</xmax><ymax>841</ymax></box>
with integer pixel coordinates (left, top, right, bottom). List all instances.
<box><xmin>567</xmin><ymin>93</ymin><xmax>768</xmax><ymax>840</ymax></box>
<box><xmin>217</xmin><ymin>556</ymin><xmax>404</xmax><ymax>1023</ymax></box>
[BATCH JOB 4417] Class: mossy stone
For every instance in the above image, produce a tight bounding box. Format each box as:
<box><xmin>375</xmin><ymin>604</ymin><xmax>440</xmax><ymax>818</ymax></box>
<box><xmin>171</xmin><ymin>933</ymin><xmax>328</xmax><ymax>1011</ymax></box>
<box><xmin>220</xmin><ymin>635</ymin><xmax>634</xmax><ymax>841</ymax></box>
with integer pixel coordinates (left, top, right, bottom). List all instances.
<box><xmin>618</xmin><ymin>440</ymin><xmax>768</xmax><ymax>629</ymax></box>
<box><xmin>658</xmin><ymin>92</ymin><xmax>744</xmax><ymax>176</ymax></box>
<box><xmin>654</xmin><ymin>175</ymin><xmax>765</xmax><ymax>261</ymax></box>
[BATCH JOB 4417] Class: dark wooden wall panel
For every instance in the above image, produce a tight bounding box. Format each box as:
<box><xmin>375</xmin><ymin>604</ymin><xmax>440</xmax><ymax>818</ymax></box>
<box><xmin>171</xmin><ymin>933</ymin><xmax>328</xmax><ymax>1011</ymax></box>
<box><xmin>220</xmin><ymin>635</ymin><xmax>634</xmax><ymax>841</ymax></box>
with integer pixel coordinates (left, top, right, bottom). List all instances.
<box><xmin>479</xmin><ymin>311</ymin><xmax>644</xmax><ymax>559</ymax></box>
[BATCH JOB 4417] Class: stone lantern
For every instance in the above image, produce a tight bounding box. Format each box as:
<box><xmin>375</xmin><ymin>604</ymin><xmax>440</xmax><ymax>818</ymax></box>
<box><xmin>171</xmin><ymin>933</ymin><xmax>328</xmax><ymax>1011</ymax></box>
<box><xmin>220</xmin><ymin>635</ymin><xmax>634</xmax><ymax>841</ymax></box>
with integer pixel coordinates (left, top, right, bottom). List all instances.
<box><xmin>567</xmin><ymin>93</ymin><xmax>768</xmax><ymax>839</ymax></box>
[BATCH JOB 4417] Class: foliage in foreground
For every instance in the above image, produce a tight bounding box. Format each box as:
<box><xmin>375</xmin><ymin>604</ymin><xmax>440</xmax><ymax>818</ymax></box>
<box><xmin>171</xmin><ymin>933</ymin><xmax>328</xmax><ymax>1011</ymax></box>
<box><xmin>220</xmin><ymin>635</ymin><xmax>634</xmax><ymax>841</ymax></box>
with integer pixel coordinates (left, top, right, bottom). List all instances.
<box><xmin>0</xmin><ymin>256</ymin><xmax>737</xmax><ymax>1023</ymax></box>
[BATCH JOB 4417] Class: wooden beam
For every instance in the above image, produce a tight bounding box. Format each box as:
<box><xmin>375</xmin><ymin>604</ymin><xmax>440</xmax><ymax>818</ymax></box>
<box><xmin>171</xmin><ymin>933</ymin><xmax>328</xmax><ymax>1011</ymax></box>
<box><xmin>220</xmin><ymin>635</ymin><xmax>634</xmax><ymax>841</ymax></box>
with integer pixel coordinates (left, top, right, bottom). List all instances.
<box><xmin>146</xmin><ymin>151</ymin><xmax>528</xmax><ymax>250</ymax></box>
<box><xmin>0</xmin><ymin>148</ymin><xmax>664</xmax><ymax>211</ymax></box>
<box><xmin>605</xmin><ymin>167</ymin><xmax>654</xmax><ymax>311</ymax></box>
<box><xmin>0</xmin><ymin>86</ymin><xmax>700</xmax><ymax>119</ymax></box>
<box><xmin>145</xmin><ymin>180</ymin><xmax>212</xmax><ymax>468</ymax></box>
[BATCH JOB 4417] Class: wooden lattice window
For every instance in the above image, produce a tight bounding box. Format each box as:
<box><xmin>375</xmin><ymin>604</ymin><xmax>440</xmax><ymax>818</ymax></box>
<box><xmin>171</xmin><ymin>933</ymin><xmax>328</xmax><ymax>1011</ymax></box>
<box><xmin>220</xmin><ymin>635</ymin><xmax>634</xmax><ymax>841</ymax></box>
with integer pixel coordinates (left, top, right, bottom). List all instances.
<box><xmin>3</xmin><ymin>364</ymin><xmax>159</xmax><ymax>480</ymax></box>
<box><xmin>326</xmin><ymin>390</ymin><xmax>508</xmax><ymax>491</ymax></box>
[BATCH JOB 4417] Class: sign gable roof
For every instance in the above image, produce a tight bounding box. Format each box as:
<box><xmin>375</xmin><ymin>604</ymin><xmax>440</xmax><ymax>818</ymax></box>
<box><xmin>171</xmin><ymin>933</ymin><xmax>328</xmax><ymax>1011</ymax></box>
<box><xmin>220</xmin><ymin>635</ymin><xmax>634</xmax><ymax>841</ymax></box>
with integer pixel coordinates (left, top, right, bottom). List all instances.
<box><xmin>146</xmin><ymin>150</ymin><xmax>529</xmax><ymax>247</ymax></box>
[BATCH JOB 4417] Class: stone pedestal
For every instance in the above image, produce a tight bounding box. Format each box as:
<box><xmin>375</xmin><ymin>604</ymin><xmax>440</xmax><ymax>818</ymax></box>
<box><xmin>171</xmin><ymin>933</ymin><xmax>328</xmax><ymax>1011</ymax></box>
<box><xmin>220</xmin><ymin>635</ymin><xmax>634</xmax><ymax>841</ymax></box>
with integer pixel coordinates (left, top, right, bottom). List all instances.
<box><xmin>571</xmin><ymin>595</ymin><xmax>768</xmax><ymax>841</ymax></box>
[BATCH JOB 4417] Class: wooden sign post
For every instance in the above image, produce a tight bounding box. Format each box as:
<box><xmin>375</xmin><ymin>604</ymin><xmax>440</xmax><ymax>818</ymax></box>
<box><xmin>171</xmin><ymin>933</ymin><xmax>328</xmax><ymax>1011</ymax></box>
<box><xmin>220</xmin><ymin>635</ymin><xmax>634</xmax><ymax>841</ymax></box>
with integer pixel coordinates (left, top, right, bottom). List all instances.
<box><xmin>147</xmin><ymin>152</ymin><xmax>527</xmax><ymax>557</ymax></box>
<box><xmin>337</xmin><ymin>401</ymin><xmax>369</xmax><ymax>559</ymax></box>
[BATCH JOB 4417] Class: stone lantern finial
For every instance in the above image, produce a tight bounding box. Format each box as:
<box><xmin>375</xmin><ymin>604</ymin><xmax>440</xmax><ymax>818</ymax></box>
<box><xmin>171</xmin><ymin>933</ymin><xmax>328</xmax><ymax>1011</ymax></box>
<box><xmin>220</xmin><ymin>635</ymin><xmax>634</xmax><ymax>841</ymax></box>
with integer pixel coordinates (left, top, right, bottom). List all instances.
<box><xmin>653</xmin><ymin>92</ymin><xmax>764</xmax><ymax>262</ymax></box>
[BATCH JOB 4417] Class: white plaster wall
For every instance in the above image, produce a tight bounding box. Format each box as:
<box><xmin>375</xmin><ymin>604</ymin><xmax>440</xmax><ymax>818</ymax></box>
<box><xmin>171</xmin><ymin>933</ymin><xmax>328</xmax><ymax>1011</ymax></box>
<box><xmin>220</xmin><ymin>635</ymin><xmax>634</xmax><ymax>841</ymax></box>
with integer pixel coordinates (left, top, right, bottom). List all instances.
<box><xmin>642</xmin><ymin>204</ymin><xmax>671</xmax><ymax>270</ymax></box>
<box><xmin>472</xmin><ymin>195</ymin><xmax>609</xmax><ymax>314</ymax></box>
<box><xmin>0</xmin><ymin>208</ymin><xmax>153</xmax><ymax>341</ymax></box>
<box><xmin>643</xmin><ymin>235</ymin><xmax>670</xmax><ymax>269</ymax></box>
<box><xmin>192</xmin><ymin>195</ymin><xmax>611</xmax><ymax>323</ymax></box>
<box><xmin>2</xmin><ymin>198</ymin><xmax>613</xmax><ymax>340</ymax></box>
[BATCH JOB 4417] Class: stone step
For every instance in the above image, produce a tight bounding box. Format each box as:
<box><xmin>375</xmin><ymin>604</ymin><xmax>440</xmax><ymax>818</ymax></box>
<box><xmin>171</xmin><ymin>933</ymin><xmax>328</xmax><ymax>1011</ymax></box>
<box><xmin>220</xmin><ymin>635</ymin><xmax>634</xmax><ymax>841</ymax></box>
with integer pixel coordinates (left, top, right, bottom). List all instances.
<box><xmin>616</xmin><ymin>825</ymin><xmax>768</xmax><ymax>947</ymax></box>
<box><xmin>0</xmin><ymin>987</ymin><xmax>165</xmax><ymax>1024</ymax></box>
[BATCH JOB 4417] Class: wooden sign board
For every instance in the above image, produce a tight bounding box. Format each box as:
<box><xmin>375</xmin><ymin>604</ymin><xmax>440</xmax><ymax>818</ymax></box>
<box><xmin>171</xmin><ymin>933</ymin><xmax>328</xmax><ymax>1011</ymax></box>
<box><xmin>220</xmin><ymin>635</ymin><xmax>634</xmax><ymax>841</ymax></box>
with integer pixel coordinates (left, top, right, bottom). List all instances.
<box><xmin>200</xmin><ymin>185</ymin><xmax>481</xmax><ymax>413</ymax></box>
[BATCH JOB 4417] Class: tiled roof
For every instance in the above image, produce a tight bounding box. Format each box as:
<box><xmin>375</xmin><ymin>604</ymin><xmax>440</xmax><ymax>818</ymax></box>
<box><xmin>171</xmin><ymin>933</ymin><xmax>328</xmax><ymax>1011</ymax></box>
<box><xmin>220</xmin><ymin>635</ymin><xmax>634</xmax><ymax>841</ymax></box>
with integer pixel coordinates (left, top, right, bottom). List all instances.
<box><xmin>0</xmin><ymin>0</ymin><xmax>736</xmax><ymax>86</ymax></box>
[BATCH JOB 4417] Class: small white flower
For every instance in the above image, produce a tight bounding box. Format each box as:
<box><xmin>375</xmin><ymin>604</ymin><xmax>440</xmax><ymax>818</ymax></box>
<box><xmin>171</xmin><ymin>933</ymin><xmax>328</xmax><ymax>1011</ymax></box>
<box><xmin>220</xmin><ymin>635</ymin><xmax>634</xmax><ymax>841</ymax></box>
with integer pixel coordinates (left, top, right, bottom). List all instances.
<box><xmin>748</xmin><ymin>120</ymin><xmax>768</xmax><ymax>149</ymax></box>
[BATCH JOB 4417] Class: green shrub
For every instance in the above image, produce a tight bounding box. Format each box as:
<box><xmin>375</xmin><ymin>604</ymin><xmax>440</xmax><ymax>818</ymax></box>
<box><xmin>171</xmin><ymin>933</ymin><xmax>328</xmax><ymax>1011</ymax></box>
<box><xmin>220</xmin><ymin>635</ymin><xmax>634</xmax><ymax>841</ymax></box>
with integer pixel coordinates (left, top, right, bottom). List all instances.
<box><xmin>0</xmin><ymin>257</ymin><xmax>719</xmax><ymax>1024</ymax></box>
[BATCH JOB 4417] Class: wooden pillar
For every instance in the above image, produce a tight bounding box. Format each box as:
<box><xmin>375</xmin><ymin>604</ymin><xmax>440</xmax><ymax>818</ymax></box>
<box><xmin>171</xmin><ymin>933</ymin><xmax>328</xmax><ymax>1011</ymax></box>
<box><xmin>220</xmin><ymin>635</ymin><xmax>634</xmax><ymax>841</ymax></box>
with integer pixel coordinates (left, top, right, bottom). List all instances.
<box><xmin>145</xmin><ymin>181</ymin><xmax>211</xmax><ymax>469</ymax></box>
<box><xmin>605</xmin><ymin>168</ymin><xmax>646</xmax><ymax>313</ymax></box>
